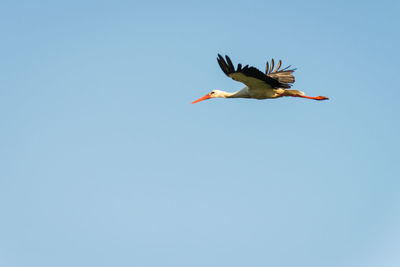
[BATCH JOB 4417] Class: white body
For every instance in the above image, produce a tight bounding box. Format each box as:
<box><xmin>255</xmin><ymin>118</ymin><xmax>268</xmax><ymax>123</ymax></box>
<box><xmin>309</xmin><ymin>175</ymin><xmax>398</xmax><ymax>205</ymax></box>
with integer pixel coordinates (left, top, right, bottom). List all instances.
<box><xmin>213</xmin><ymin>87</ymin><xmax>305</xmax><ymax>100</ymax></box>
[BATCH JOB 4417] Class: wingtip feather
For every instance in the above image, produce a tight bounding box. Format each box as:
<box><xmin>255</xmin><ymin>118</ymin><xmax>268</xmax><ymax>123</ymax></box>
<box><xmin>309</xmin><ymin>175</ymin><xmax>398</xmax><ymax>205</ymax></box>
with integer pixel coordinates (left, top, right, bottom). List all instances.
<box><xmin>270</xmin><ymin>59</ymin><xmax>274</xmax><ymax>73</ymax></box>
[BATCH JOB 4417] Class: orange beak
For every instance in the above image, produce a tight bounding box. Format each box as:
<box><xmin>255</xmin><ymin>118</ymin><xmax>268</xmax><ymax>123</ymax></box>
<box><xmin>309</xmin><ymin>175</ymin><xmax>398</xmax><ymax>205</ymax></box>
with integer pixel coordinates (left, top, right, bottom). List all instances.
<box><xmin>191</xmin><ymin>94</ymin><xmax>211</xmax><ymax>104</ymax></box>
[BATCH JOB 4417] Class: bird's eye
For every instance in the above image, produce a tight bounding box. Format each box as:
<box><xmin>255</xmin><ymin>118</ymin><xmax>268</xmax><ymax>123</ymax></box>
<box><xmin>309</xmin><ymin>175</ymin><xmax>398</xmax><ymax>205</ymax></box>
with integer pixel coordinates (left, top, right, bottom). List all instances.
<box><xmin>210</xmin><ymin>91</ymin><xmax>215</xmax><ymax>95</ymax></box>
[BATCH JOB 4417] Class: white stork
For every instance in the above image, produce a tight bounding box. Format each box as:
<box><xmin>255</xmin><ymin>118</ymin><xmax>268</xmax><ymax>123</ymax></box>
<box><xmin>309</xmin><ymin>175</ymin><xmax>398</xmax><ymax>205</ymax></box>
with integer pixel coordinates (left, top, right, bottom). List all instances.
<box><xmin>192</xmin><ymin>54</ymin><xmax>328</xmax><ymax>104</ymax></box>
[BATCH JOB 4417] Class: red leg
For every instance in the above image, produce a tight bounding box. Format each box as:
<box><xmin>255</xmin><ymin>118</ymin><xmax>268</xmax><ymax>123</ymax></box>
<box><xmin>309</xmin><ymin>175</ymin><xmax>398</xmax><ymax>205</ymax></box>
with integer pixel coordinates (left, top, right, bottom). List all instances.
<box><xmin>293</xmin><ymin>95</ymin><xmax>329</xmax><ymax>101</ymax></box>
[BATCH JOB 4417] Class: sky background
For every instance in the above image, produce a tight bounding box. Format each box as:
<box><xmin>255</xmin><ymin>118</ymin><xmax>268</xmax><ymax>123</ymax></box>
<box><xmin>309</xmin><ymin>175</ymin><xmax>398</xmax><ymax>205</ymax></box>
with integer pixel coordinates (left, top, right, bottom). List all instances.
<box><xmin>1</xmin><ymin>0</ymin><xmax>400</xmax><ymax>266</ymax></box>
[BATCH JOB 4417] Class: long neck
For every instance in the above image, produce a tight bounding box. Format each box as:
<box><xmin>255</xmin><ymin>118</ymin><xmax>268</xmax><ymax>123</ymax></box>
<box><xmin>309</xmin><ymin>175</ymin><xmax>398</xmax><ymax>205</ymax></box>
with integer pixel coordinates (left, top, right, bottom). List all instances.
<box><xmin>224</xmin><ymin>87</ymin><xmax>250</xmax><ymax>98</ymax></box>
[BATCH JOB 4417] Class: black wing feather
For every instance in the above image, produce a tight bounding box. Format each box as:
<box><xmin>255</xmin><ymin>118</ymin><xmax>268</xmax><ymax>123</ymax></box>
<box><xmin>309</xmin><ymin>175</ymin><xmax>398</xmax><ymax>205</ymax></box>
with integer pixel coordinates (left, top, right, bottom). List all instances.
<box><xmin>275</xmin><ymin>60</ymin><xmax>282</xmax><ymax>72</ymax></box>
<box><xmin>225</xmin><ymin>55</ymin><xmax>235</xmax><ymax>72</ymax></box>
<box><xmin>270</xmin><ymin>59</ymin><xmax>274</xmax><ymax>73</ymax></box>
<box><xmin>264</xmin><ymin>58</ymin><xmax>296</xmax><ymax>87</ymax></box>
<box><xmin>217</xmin><ymin>54</ymin><xmax>287</xmax><ymax>88</ymax></box>
<box><xmin>217</xmin><ymin>54</ymin><xmax>231</xmax><ymax>75</ymax></box>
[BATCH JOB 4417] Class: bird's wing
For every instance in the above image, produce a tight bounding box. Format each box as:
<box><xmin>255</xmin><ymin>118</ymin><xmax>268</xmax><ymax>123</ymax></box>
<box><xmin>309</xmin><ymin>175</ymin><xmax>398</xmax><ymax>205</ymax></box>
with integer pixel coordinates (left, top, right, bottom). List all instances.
<box><xmin>217</xmin><ymin>54</ymin><xmax>291</xmax><ymax>91</ymax></box>
<box><xmin>265</xmin><ymin>58</ymin><xmax>296</xmax><ymax>88</ymax></box>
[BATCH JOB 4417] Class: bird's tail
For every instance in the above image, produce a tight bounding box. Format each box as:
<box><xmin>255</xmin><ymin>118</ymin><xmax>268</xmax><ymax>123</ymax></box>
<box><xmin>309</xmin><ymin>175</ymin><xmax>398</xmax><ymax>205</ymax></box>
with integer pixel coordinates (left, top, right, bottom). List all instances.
<box><xmin>282</xmin><ymin>89</ymin><xmax>305</xmax><ymax>96</ymax></box>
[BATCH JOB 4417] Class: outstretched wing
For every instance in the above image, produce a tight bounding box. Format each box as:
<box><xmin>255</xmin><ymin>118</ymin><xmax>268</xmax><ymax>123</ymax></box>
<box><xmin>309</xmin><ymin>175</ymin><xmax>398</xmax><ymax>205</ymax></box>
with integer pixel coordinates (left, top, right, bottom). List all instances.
<box><xmin>217</xmin><ymin>54</ymin><xmax>291</xmax><ymax>90</ymax></box>
<box><xmin>265</xmin><ymin>58</ymin><xmax>296</xmax><ymax>88</ymax></box>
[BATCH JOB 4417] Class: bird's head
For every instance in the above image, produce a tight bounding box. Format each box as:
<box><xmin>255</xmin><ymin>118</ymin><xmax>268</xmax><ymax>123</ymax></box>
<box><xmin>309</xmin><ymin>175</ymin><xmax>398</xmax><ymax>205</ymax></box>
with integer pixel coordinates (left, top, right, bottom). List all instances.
<box><xmin>191</xmin><ymin>90</ymin><xmax>226</xmax><ymax>104</ymax></box>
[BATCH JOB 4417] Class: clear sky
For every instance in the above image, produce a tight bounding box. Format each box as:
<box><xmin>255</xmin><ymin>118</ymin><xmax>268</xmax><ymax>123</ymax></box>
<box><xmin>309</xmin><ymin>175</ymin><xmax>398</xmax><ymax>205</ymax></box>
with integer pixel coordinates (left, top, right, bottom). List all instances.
<box><xmin>1</xmin><ymin>0</ymin><xmax>399</xmax><ymax>266</ymax></box>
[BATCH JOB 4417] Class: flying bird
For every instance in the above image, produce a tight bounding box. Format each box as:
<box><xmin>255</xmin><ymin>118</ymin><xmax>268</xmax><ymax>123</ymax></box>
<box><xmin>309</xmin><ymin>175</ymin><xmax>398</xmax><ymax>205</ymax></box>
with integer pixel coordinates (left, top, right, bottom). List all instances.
<box><xmin>192</xmin><ymin>54</ymin><xmax>328</xmax><ymax>104</ymax></box>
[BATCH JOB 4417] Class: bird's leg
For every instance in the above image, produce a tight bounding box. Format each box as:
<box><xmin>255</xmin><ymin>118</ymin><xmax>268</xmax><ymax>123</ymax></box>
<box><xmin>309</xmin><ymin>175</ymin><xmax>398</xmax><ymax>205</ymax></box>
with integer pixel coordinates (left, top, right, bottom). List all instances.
<box><xmin>292</xmin><ymin>95</ymin><xmax>329</xmax><ymax>101</ymax></box>
<box><xmin>278</xmin><ymin>90</ymin><xmax>329</xmax><ymax>100</ymax></box>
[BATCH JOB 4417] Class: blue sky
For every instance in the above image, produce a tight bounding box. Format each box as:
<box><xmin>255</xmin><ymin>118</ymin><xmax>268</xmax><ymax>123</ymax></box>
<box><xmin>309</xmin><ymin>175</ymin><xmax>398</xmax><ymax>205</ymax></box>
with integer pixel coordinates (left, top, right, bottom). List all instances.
<box><xmin>1</xmin><ymin>0</ymin><xmax>399</xmax><ymax>266</ymax></box>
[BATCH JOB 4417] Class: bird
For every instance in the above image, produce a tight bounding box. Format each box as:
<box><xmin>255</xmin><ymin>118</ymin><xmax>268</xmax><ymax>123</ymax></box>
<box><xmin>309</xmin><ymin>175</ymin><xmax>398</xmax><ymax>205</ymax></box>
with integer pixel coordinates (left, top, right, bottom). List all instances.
<box><xmin>191</xmin><ymin>54</ymin><xmax>328</xmax><ymax>104</ymax></box>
